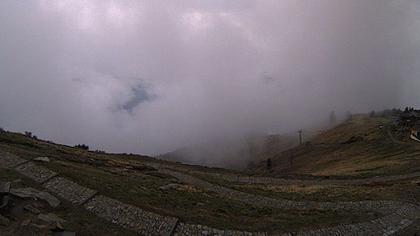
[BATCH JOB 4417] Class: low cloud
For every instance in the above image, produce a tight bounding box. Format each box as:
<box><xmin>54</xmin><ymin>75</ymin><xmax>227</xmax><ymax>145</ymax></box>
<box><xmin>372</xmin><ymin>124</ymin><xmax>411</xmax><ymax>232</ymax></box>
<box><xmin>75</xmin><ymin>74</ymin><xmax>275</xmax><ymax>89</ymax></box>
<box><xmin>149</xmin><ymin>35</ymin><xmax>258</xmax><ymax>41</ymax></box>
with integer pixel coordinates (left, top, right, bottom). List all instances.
<box><xmin>0</xmin><ymin>0</ymin><xmax>419</xmax><ymax>162</ymax></box>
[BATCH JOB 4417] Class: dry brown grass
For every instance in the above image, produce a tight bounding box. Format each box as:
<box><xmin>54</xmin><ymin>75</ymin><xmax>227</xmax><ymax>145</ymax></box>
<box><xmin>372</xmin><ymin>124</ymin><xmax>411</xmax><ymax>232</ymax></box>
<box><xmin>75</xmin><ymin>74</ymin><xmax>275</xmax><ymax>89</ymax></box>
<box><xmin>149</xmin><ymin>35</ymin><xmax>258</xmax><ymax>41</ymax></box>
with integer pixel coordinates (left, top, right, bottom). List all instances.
<box><xmin>263</xmin><ymin>115</ymin><xmax>420</xmax><ymax>177</ymax></box>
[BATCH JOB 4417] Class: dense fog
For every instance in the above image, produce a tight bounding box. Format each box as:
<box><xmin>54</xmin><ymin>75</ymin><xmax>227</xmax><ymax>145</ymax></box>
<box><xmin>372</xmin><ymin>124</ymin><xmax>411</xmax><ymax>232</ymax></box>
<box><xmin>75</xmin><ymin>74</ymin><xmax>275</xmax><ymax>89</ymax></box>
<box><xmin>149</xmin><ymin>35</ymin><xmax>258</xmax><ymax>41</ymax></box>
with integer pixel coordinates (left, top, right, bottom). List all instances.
<box><xmin>1</xmin><ymin>1</ymin><xmax>420</xmax><ymax>166</ymax></box>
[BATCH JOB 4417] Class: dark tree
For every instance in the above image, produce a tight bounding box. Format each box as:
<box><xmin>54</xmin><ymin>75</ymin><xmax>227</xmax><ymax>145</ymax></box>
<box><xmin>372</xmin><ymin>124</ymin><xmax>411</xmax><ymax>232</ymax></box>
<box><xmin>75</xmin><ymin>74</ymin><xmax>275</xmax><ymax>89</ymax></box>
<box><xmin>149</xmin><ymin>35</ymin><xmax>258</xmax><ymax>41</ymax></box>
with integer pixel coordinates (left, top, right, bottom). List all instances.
<box><xmin>75</xmin><ymin>144</ymin><xmax>89</xmax><ymax>150</ymax></box>
<box><xmin>329</xmin><ymin>111</ymin><xmax>337</xmax><ymax>125</ymax></box>
<box><xmin>266</xmin><ymin>158</ymin><xmax>272</xmax><ymax>170</ymax></box>
<box><xmin>346</xmin><ymin>111</ymin><xmax>352</xmax><ymax>120</ymax></box>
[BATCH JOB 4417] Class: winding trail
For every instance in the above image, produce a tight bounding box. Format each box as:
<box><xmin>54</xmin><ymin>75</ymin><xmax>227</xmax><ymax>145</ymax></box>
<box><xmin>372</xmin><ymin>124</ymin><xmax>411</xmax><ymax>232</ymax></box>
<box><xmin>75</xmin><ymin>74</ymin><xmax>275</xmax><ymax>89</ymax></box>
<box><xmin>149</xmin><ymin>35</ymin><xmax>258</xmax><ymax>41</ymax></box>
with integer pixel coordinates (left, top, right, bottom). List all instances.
<box><xmin>149</xmin><ymin>164</ymin><xmax>420</xmax><ymax>235</ymax></box>
<box><xmin>1</xmin><ymin>151</ymin><xmax>419</xmax><ymax>236</ymax></box>
<box><xmin>149</xmin><ymin>162</ymin><xmax>420</xmax><ymax>186</ymax></box>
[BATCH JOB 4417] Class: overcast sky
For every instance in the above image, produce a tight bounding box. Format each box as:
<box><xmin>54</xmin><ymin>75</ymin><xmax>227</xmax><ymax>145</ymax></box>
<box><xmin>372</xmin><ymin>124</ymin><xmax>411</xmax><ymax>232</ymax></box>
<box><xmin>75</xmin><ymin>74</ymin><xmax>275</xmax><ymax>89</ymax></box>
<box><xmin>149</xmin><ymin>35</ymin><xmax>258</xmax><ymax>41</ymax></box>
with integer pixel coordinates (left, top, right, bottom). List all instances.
<box><xmin>1</xmin><ymin>0</ymin><xmax>420</xmax><ymax>155</ymax></box>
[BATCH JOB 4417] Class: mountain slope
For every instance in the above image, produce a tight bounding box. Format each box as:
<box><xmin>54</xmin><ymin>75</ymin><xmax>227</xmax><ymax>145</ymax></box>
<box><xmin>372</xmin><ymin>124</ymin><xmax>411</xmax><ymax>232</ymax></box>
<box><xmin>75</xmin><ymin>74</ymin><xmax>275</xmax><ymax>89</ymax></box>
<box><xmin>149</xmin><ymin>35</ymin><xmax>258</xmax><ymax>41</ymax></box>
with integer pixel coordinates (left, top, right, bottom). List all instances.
<box><xmin>254</xmin><ymin>113</ymin><xmax>420</xmax><ymax>177</ymax></box>
<box><xmin>0</xmin><ymin>122</ymin><xmax>419</xmax><ymax>235</ymax></box>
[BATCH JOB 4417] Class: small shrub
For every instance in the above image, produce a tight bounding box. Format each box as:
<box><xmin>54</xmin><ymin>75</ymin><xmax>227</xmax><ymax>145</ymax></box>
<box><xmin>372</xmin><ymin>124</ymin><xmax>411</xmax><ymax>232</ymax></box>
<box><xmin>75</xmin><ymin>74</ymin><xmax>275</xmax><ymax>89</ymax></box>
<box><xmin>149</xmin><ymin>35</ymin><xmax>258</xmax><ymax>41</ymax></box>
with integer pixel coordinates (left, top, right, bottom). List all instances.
<box><xmin>266</xmin><ymin>158</ymin><xmax>272</xmax><ymax>170</ymax></box>
<box><xmin>75</xmin><ymin>144</ymin><xmax>89</xmax><ymax>150</ymax></box>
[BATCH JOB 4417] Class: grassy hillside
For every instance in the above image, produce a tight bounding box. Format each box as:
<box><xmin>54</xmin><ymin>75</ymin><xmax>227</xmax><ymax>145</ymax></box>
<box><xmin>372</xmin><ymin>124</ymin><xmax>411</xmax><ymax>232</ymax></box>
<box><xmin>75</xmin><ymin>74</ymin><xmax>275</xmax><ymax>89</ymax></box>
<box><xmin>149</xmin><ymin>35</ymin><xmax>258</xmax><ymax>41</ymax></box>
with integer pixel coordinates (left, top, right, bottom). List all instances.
<box><xmin>254</xmin><ymin>114</ymin><xmax>420</xmax><ymax>177</ymax></box>
<box><xmin>1</xmin><ymin>114</ymin><xmax>419</xmax><ymax>235</ymax></box>
<box><xmin>0</xmin><ymin>131</ymin><xmax>373</xmax><ymax>233</ymax></box>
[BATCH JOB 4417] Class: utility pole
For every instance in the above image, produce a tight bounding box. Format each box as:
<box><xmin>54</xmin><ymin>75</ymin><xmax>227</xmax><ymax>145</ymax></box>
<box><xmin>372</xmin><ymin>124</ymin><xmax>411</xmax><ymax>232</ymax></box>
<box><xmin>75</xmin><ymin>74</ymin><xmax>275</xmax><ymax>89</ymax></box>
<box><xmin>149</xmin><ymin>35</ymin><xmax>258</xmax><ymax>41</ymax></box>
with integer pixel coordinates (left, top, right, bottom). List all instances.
<box><xmin>298</xmin><ymin>130</ymin><xmax>303</xmax><ymax>145</ymax></box>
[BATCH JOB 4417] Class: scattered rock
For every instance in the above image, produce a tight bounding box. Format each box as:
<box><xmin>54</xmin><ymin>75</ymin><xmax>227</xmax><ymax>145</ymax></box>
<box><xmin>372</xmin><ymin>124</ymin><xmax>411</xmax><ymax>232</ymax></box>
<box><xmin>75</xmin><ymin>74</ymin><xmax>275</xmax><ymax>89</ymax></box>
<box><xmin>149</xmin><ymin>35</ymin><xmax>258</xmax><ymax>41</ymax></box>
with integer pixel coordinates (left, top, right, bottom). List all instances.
<box><xmin>0</xmin><ymin>214</ymin><xmax>10</xmax><ymax>226</ymax></box>
<box><xmin>0</xmin><ymin>182</ymin><xmax>11</xmax><ymax>193</ymax></box>
<box><xmin>10</xmin><ymin>187</ymin><xmax>60</xmax><ymax>207</ymax></box>
<box><xmin>130</xmin><ymin>164</ymin><xmax>156</xmax><ymax>172</ymax></box>
<box><xmin>0</xmin><ymin>196</ymin><xmax>10</xmax><ymax>209</ymax></box>
<box><xmin>106</xmin><ymin>168</ymin><xmax>130</xmax><ymax>175</ymax></box>
<box><xmin>38</xmin><ymin>213</ymin><xmax>66</xmax><ymax>224</ymax></box>
<box><xmin>341</xmin><ymin>136</ymin><xmax>363</xmax><ymax>144</ymax></box>
<box><xmin>52</xmin><ymin>231</ymin><xmax>76</xmax><ymax>236</ymax></box>
<box><xmin>21</xmin><ymin>219</ymin><xmax>31</xmax><ymax>226</ymax></box>
<box><xmin>0</xmin><ymin>182</ymin><xmax>11</xmax><ymax>209</ymax></box>
<box><xmin>34</xmin><ymin>157</ymin><xmax>50</xmax><ymax>163</ymax></box>
<box><xmin>159</xmin><ymin>183</ymin><xmax>181</xmax><ymax>191</ymax></box>
<box><xmin>24</xmin><ymin>204</ymin><xmax>41</xmax><ymax>214</ymax></box>
<box><xmin>31</xmin><ymin>223</ymin><xmax>49</xmax><ymax>229</ymax></box>
<box><xmin>55</xmin><ymin>222</ymin><xmax>64</xmax><ymax>230</ymax></box>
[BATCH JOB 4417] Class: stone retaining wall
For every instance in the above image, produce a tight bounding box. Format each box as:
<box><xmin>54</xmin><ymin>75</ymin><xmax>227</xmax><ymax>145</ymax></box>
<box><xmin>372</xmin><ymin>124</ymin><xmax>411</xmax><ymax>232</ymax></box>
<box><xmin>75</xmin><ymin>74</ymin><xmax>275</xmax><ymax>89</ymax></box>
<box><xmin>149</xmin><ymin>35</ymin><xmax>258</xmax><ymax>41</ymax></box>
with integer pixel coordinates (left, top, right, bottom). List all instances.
<box><xmin>44</xmin><ymin>177</ymin><xmax>97</xmax><ymax>205</ymax></box>
<box><xmin>15</xmin><ymin>161</ymin><xmax>57</xmax><ymax>183</ymax></box>
<box><xmin>84</xmin><ymin>195</ymin><xmax>178</xmax><ymax>236</ymax></box>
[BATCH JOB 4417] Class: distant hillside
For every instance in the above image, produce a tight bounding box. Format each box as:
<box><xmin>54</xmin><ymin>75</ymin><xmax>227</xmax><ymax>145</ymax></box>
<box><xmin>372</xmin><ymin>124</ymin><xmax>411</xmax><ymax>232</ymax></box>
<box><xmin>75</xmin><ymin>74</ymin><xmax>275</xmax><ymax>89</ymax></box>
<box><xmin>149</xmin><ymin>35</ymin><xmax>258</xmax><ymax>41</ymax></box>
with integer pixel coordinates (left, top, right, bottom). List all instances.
<box><xmin>1</xmin><ymin>116</ymin><xmax>419</xmax><ymax>235</ymax></box>
<box><xmin>253</xmin><ymin>112</ymin><xmax>420</xmax><ymax>177</ymax></box>
<box><xmin>159</xmin><ymin>134</ymin><xmax>299</xmax><ymax>169</ymax></box>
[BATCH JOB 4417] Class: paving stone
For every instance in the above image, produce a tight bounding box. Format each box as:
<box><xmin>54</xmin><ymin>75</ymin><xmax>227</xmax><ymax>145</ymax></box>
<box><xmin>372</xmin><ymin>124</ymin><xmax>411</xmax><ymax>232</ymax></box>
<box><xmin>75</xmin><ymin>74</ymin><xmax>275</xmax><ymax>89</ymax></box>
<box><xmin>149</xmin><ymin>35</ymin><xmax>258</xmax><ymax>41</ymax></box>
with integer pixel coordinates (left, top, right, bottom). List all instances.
<box><xmin>84</xmin><ymin>195</ymin><xmax>178</xmax><ymax>236</ymax></box>
<box><xmin>15</xmin><ymin>162</ymin><xmax>57</xmax><ymax>183</ymax></box>
<box><xmin>44</xmin><ymin>177</ymin><xmax>97</xmax><ymax>205</ymax></box>
<box><xmin>159</xmin><ymin>183</ymin><xmax>181</xmax><ymax>191</ymax></box>
<box><xmin>0</xmin><ymin>151</ymin><xmax>27</xmax><ymax>168</ymax></box>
